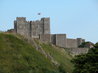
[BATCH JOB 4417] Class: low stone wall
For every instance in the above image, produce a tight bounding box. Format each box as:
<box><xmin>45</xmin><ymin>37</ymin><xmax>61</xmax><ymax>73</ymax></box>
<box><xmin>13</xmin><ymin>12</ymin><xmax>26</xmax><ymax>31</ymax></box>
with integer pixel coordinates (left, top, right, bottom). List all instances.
<box><xmin>39</xmin><ymin>34</ymin><xmax>51</xmax><ymax>43</ymax></box>
<box><xmin>67</xmin><ymin>48</ymin><xmax>89</xmax><ymax>56</ymax></box>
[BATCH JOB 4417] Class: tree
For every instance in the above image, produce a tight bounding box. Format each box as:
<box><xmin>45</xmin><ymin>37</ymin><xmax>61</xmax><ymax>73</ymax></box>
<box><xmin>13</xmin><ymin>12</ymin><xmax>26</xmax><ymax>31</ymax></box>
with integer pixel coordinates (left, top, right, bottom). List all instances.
<box><xmin>72</xmin><ymin>43</ymin><xmax>98</xmax><ymax>73</ymax></box>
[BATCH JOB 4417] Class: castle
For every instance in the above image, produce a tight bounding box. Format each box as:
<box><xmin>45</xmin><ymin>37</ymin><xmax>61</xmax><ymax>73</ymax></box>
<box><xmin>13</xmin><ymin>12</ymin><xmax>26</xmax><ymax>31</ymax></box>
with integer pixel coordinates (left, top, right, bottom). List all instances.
<box><xmin>14</xmin><ymin>17</ymin><xmax>86</xmax><ymax>49</ymax></box>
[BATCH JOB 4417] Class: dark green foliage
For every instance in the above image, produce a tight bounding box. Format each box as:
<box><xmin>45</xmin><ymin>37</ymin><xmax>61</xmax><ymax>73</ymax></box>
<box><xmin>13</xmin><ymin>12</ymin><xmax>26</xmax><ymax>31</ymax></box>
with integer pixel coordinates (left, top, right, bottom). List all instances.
<box><xmin>58</xmin><ymin>65</ymin><xmax>67</xmax><ymax>73</ymax></box>
<box><xmin>94</xmin><ymin>42</ymin><xmax>98</xmax><ymax>48</ymax></box>
<box><xmin>72</xmin><ymin>43</ymin><xmax>98</xmax><ymax>73</ymax></box>
<box><xmin>78</xmin><ymin>42</ymin><xmax>87</xmax><ymax>48</ymax></box>
<box><xmin>79</xmin><ymin>42</ymin><xmax>94</xmax><ymax>48</ymax></box>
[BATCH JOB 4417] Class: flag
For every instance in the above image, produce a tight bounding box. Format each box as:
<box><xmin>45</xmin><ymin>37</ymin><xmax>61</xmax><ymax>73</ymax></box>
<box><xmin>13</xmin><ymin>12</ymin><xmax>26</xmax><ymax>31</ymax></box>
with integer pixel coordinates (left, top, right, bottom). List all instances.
<box><xmin>38</xmin><ymin>13</ymin><xmax>41</xmax><ymax>15</ymax></box>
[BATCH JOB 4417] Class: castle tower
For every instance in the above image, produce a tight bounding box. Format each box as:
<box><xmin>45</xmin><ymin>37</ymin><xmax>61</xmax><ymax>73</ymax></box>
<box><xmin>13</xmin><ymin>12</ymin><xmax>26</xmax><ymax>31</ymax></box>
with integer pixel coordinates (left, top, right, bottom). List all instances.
<box><xmin>14</xmin><ymin>17</ymin><xmax>51</xmax><ymax>38</ymax></box>
<box><xmin>51</xmin><ymin>34</ymin><xmax>67</xmax><ymax>48</ymax></box>
<box><xmin>41</xmin><ymin>18</ymin><xmax>50</xmax><ymax>34</ymax></box>
<box><xmin>14</xmin><ymin>17</ymin><xmax>30</xmax><ymax>38</ymax></box>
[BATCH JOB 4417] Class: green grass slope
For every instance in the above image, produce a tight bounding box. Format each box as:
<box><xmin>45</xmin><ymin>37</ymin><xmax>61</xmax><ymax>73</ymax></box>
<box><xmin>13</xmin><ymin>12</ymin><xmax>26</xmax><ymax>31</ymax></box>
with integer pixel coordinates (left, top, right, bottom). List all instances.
<box><xmin>37</xmin><ymin>41</ymin><xmax>73</xmax><ymax>73</ymax></box>
<box><xmin>0</xmin><ymin>33</ymin><xmax>73</xmax><ymax>73</ymax></box>
<box><xmin>42</xmin><ymin>44</ymin><xmax>73</xmax><ymax>73</ymax></box>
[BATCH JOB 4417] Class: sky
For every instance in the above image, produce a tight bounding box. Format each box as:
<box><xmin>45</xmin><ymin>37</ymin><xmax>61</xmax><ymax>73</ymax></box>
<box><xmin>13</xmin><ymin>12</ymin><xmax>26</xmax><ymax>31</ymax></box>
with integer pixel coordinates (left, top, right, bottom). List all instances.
<box><xmin>0</xmin><ymin>0</ymin><xmax>98</xmax><ymax>43</ymax></box>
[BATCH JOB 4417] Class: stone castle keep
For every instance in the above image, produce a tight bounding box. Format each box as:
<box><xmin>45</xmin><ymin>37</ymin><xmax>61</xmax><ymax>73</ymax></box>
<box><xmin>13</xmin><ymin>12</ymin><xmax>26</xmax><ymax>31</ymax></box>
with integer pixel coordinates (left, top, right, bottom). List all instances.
<box><xmin>14</xmin><ymin>17</ymin><xmax>85</xmax><ymax>49</ymax></box>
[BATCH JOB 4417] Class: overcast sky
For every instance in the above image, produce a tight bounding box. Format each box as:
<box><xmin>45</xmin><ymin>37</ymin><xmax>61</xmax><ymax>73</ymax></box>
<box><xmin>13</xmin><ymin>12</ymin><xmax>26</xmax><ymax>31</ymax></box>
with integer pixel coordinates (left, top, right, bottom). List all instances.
<box><xmin>0</xmin><ymin>0</ymin><xmax>98</xmax><ymax>43</ymax></box>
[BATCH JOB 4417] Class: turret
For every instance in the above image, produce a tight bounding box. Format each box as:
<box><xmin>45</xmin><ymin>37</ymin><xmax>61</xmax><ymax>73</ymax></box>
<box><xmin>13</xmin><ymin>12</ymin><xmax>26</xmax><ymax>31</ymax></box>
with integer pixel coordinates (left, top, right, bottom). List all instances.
<box><xmin>41</xmin><ymin>18</ymin><xmax>50</xmax><ymax>34</ymax></box>
<box><xmin>14</xmin><ymin>17</ymin><xmax>30</xmax><ymax>38</ymax></box>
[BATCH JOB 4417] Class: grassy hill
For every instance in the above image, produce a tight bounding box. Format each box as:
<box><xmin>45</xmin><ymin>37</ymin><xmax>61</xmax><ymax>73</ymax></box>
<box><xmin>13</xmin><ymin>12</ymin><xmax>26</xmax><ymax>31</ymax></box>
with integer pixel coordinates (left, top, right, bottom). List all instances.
<box><xmin>0</xmin><ymin>33</ymin><xmax>73</xmax><ymax>73</ymax></box>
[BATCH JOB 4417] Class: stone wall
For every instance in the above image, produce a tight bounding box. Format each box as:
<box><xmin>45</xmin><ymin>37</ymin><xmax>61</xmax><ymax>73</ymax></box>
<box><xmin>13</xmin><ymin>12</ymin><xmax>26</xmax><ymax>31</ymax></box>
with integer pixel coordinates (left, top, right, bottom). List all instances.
<box><xmin>66</xmin><ymin>38</ymin><xmax>78</xmax><ymax>48</ymax></box>
<box><xmin>51</xmin><ymin>34</ymin><xmax>56</xmax><ymax>45</ymax></box>
<box><xmin>39</xmin><ymin>34</ymin><xmax>51</xmax><ymax>43</ymax></box>
<box><xmin>67</xmin><ymin>48</ymin><xmax>89</xmax><ymax>56</ymax></box>
<box><xmin>30</xmin><ymin>20</ymin><xmax>42</xmax><ymax>38</ymax></box>
<box><xmin>55</xmin><ymin>34</ymin><xmax>66</xmax><ymax>48</ymax></box>
<box><xmin>50</xmin><ymin>34</ymin><xmax>86</xmax><ymax>49</ymax></box>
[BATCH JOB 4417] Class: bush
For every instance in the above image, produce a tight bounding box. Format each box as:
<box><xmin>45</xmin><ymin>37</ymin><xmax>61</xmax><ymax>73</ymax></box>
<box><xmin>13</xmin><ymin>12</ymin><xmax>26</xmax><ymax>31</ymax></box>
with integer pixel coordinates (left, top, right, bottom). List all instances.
<box><xmin>72</xmin><ymin>43</ymin><xmax>98</xmax><ymax>73</ymax></box>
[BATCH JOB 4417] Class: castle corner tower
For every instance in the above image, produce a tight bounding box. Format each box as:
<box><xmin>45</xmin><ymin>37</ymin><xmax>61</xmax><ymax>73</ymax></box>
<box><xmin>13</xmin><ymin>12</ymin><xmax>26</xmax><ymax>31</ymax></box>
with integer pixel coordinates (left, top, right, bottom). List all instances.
<box><xmin>41</xmin><ymin>18</ymin><xmax>50</xmax><ymax>34</ymax></box>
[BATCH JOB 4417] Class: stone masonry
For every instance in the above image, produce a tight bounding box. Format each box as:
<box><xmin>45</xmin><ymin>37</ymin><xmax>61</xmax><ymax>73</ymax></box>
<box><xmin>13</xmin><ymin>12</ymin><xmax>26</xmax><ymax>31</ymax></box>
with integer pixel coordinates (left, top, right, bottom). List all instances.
<box><xmin>14</xmin><ymin>17</ymin><xmax>50</xmax><ymax>38</ymax></box>
<box><xmin>14</xmin><ymin>17</ymin><xmax>86</xmax><ymax>49</ymax></box>
<box><xmin>51</xmin><ymin>34</ymin><xmax>67</xmax><ymax>48</ymax></box>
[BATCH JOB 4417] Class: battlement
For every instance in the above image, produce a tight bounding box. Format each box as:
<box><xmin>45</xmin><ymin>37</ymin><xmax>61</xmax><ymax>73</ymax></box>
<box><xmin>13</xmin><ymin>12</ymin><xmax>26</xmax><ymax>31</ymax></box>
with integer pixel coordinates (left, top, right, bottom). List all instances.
<box><xmin>16</xmin><ymin>17</ymin><xmax>26</xmax><ymax>21</ymax></box>
<box><xmin>41</xmin><ymin>17</ymin><xmax>50</xmax><ymax>21</ymax></box>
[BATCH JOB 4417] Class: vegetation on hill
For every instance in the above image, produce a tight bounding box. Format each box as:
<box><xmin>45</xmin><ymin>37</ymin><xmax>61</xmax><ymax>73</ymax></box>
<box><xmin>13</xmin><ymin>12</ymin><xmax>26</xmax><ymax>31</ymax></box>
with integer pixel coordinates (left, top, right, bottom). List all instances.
<box><xmin>0</xmin><ymin>33</ymin><xmax>73</xmax><ymax>73</ymax></box>
<box><xmin>40</xmin><ymin>43</ymin><xmax>73</xmax><ymax>73</ymax></box>
<box><xmin>72</xmin><ymin>43</ymin><xmax>98</xmax><ymax>73</ymax></box>
<box><xmin>35</xmin><ymin>40</ymin><xmax>74</xmax><ymax>73</ymax></box>
<box><xmin>79</xmin><ymin>42</ymin><xmax>94</xmax><ymax>48</ymax></box>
